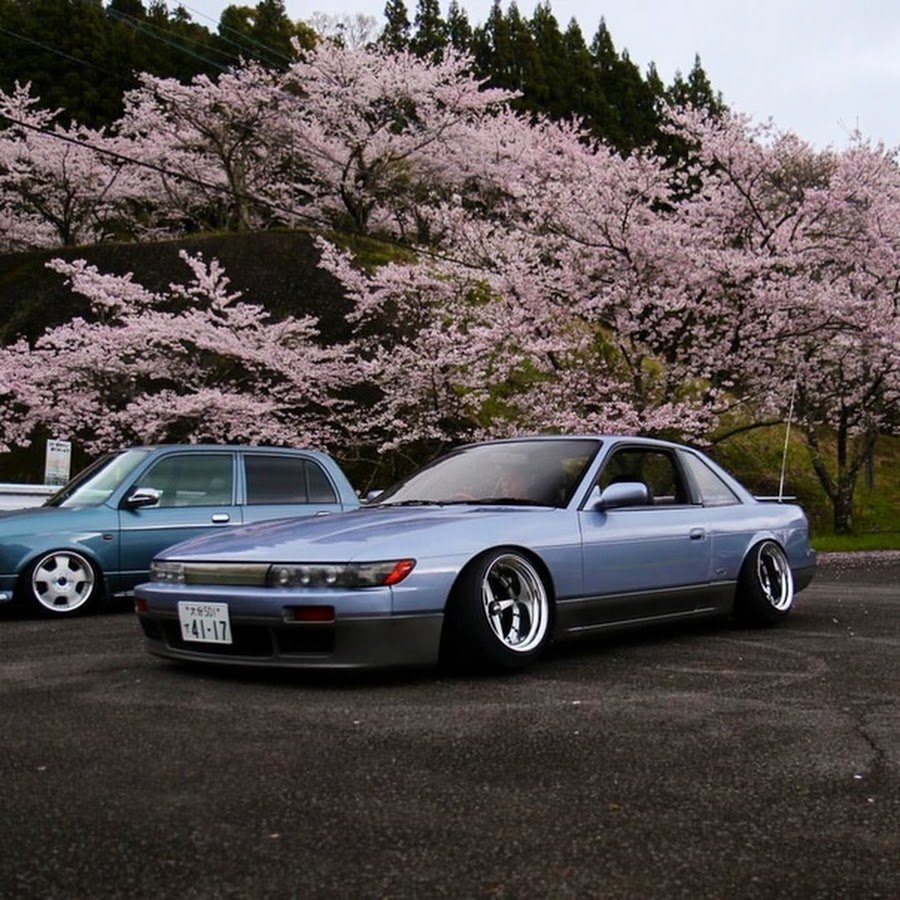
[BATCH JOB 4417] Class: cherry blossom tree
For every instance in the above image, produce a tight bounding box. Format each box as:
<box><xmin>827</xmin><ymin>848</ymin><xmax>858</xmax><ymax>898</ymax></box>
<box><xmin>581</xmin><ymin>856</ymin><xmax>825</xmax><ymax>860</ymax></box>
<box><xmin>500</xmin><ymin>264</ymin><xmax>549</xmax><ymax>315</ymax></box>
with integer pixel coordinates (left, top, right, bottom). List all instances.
<box><xmin>662</xmin><ymin>111</ymin><xmax>900</xmax><ymax>531</ymax></box>
<box><xmin>0</xmin><ymin>252</ymin><xmax>357</xmax><ymax>453</ymax></box>
<box><xmin>283</xmin><ymin>42</ymin><xmax>515</xmax><ymax>237</ymax></box>
<box><xmin>116</xmin><ymin>63</ymin><xmax>299</xmax><ymax>234</ymax></box>
<box><xmin>1</xmin><ymin>43</ymin><xmax>897</xmax><ymax>533</ymax></box>
<box><xmin>318</xmin><ymin>95</ymin><xmax>898</xmax><ymax>532</ymax></box>
<box><xmin>0</xmin><ymin>83</ymin><xmax>136</xmax><ymax>249</ymax></box>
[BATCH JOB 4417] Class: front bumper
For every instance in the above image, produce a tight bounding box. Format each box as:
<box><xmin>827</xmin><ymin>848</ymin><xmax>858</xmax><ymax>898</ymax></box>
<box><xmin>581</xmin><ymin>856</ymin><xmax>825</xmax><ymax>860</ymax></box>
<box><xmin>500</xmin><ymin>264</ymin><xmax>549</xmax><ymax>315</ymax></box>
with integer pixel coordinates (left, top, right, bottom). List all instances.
<box><xmin>135</xmin><ymin>582</ymin><xmax>444</xmax><ymax>669</ymax></box>
<box><xmin>0</xmin><ymin>573</ymin><xmax>16</xmax><ymax>604</ymax></box>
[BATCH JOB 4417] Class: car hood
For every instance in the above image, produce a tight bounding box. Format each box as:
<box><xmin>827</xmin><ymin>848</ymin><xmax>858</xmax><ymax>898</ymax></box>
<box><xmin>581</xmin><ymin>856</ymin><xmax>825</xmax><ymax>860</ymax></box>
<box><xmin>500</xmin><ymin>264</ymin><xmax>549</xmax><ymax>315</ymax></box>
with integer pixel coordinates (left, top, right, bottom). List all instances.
<box><xmin>158</xmin><ymin>505</ymin><xmax>558</xmax><ymax>563</ymax></box>
<box><xmin>0</xmin><ymin>504</ymin><xmax>106</xmax><ymax>533</ymax></box>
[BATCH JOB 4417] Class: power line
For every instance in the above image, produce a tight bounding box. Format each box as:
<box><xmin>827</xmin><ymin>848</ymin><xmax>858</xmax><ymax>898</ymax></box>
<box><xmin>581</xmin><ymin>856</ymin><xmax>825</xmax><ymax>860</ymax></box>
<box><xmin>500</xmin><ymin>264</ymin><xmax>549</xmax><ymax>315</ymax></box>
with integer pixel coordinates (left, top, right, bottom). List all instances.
<box><xmin>0</xmin><ymin>110</ymin><xmax>320</xmax><ymax>228</ymax></box>
<box><xmin>0</xmin><ymin>26</ymin><xmax>114</xmax><ymax>77</ymax></box>
<box><xmin>170</xmin><ymin>1</ymin><xmax>294</xmax><ymax>68</ymax></box>
<box><xmin>0</xmin><ymin>110</ymin><xmax>488</xmax><ymax>277</ymax></box>
<box><xmin>107</xmin><ymin>8</ymin><xmax>232</xmax><ymax>72</ymax></box>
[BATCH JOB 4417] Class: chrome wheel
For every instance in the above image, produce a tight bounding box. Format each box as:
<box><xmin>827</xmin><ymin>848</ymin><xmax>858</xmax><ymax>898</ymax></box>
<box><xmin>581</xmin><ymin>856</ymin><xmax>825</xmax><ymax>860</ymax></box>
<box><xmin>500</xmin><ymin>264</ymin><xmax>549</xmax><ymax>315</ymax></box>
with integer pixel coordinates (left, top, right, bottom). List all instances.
<box><xmin>29</xmin><ymin>551</ymin><xmax>97</xmax><ymax>614</ymax></box>
<box><xmin>757</xmin><ymin>541</ymin><xmax>794</xmax><ymax>611</ymax></box>
<box><xmin>481</xmin><ymin>554</ymin><xmax>549</xmax><ymax>654</ymax></box>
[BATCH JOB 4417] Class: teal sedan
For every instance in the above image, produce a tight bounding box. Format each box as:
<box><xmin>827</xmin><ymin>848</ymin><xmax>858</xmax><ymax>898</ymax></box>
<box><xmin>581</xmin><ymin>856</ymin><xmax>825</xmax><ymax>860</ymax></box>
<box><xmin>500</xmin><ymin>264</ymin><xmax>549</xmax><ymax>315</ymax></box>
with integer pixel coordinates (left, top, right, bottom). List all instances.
<box><xmin>0</xmin><ymin>445</ymin><xmax>358</xmax><ymax>616</ymax></box>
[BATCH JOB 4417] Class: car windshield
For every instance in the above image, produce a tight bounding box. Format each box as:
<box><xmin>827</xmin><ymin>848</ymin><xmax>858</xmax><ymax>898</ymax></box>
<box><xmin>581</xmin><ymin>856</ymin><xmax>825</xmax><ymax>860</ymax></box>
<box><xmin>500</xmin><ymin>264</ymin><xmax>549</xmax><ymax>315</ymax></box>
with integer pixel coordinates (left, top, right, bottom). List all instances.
<box><xmin>374</xmin><ymin>439</ymin><xmax>601</xmax><ymax>508</ymax></box>
<box><xmin>46</xmin><ymin>449</ymin><xmax>152</xmax><ymax>508</ymax></box>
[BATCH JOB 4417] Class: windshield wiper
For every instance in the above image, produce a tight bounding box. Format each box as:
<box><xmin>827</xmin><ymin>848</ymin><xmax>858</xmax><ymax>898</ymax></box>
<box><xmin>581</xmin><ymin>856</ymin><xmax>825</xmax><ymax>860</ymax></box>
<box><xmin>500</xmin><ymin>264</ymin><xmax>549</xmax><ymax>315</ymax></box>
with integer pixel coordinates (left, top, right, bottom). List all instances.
<box><xmin>443</xmin><ymin>498</ymin><xmax>550</xmax><ymax>507</ymax></box>
<box><xmin>376</xmin><ymin>499</ymin><xmax>445</xmax><ymax>507</ymax></box>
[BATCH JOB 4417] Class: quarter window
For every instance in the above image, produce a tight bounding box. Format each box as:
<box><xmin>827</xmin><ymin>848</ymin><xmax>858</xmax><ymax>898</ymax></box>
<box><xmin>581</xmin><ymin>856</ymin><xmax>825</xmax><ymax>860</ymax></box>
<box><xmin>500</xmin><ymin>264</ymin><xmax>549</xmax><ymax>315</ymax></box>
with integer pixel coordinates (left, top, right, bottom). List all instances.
<box><xmin>680</xmin><ymin>452</ymin><xmax>740</xmax><ymax>507</ymax></box>
<box><xmin>245</xmin><ymin>455</ymin><xmax>337</xmax><ymax>505</ymax></box>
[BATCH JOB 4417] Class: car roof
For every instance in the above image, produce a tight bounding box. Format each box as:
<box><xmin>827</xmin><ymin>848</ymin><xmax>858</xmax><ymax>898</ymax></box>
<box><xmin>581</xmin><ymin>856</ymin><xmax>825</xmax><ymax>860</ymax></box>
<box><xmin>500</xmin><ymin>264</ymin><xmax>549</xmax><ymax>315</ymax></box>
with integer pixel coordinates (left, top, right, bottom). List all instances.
<box><xmin>457</xmin><ymin>435</ymin><xmax>686</xmax><ymax>450</ymax></box>
<box><xmin>125</xmin><ymin>444</ymin><xmax>325</xmax><ymax>454</ymax></box>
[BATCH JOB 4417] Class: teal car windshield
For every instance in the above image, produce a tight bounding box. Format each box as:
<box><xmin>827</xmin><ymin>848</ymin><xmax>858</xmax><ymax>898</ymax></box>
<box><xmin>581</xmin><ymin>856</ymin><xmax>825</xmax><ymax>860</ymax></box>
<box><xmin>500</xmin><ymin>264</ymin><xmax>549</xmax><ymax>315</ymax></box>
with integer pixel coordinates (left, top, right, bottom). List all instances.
<box><xmin>46</xmin><ymin>449</ymin><xmax>152</xmax><ymax>508</ymax></box>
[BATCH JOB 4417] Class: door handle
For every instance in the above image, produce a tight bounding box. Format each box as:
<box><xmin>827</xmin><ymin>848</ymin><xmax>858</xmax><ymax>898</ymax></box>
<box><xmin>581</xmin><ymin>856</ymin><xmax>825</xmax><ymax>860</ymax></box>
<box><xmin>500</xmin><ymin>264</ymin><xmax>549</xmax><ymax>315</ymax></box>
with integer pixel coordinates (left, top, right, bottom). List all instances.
<box><xmin>211</xmin><ymin>514</ymin><xmax>230</xmax><ymax>523</ymax></box>
<box><xmin>689</xmin><ymin>528</ymin><xmax>706</xmax><ymax>541</ymax></box>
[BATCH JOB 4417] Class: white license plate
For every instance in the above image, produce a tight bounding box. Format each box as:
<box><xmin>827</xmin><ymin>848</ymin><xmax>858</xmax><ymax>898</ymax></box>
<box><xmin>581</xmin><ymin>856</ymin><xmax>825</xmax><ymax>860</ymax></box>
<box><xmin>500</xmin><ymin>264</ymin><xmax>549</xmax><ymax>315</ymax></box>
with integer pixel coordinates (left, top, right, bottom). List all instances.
<box><xmin>177</xmin><ymin>601</ymin><xmax>232</xmax><ymax>644</ymax></box>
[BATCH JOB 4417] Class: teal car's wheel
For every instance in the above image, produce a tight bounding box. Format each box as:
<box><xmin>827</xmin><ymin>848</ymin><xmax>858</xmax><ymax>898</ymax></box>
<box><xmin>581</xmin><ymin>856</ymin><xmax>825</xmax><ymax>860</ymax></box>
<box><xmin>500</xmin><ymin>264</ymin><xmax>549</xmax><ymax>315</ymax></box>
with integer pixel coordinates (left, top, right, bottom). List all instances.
<box><xmin>21</xmin><ymin>550</ymin><xmax>100</xmax><ymax>616</ymax></box>
<box><xmin>735</xmin><ymin>540</ymin><xmax>794</xmax><ymax>625</ymax></box>
<box><xmin>444</xmin><ymin>549</ymin><xmax>552</xmax><ymax>672</ymax></box>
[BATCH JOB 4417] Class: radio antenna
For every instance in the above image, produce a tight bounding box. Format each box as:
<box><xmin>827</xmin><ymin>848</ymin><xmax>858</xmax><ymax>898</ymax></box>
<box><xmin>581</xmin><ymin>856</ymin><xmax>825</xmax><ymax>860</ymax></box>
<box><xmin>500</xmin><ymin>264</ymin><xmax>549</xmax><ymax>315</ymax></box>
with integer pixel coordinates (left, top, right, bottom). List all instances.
<box><xmin>778</xmin><ymin>379</ymin><xmax>798</xmax><ymax>502</ymax></box>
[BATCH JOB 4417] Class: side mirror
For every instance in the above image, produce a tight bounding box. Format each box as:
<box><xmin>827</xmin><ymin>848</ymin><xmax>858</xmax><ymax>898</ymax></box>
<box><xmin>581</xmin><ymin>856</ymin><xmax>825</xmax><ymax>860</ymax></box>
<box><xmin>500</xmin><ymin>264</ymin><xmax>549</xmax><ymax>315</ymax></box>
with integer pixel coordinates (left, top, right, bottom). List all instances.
<box><xmin>123</xmin><ymin>486</ymin><xmax>161</xmax><ymax>509</ymax></box>
<box><xmin>594</xmin><ymin>481</ymin><xmax>650</xmax><ymax>510</ymax></box>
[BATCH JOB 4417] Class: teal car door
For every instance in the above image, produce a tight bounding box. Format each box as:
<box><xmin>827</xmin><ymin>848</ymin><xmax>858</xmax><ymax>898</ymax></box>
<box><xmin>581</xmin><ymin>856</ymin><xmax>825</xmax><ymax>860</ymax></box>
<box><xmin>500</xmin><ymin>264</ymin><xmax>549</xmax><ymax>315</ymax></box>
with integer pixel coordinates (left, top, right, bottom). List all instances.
<box><xmin>116</xmin><ymin>452</ymin><xmax>240</xmax><ymax>592</ymax></box>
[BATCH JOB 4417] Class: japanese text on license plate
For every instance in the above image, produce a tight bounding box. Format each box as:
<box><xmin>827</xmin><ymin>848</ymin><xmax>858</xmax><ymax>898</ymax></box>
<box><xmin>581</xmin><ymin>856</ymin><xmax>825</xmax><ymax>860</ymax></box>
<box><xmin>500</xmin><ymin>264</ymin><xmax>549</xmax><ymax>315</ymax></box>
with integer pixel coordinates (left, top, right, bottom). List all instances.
<box><xmin>177</xmin><ymin>601</ymin><xmax>232</xmax><ymax>644</ymax></box>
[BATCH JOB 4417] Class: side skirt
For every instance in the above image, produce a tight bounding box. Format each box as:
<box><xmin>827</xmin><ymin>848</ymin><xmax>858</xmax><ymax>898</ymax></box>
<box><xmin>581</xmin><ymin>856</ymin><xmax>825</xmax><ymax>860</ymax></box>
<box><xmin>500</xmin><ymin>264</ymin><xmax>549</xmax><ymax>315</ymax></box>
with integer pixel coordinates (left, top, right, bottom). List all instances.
<box><xmin>554</xmin><ymin>582</ymin><xmax>736</xmax><ymax>640</ymax></box>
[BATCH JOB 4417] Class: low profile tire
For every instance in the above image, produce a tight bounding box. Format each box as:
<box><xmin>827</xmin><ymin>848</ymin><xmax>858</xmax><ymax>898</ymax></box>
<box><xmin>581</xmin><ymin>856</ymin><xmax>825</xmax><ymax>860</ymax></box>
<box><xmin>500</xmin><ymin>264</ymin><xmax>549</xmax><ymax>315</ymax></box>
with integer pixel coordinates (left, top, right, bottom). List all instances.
<box><xmin>442</xmin><ymin>549</ymin><xmax>552</xmax><ymax>672</ymax></box>
<box><xmin>19</xmin><ymin>550</ymin><xmax>101</xmax><ymax>616</ymax></box>
<box><xmin>735</xmin><ymin>540</ymin><xmax>794</xmax><ymax>625</ymax></box>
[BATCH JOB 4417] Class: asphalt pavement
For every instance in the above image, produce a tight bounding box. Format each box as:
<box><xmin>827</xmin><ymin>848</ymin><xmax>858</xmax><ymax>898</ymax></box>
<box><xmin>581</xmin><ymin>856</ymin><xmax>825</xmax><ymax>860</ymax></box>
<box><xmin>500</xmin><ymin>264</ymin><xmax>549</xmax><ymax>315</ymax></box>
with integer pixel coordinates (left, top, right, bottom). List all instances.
<box><xmin>1</xmin><ymin>561</ymin><xmax>897</xmax><ymax>899</ymax></box>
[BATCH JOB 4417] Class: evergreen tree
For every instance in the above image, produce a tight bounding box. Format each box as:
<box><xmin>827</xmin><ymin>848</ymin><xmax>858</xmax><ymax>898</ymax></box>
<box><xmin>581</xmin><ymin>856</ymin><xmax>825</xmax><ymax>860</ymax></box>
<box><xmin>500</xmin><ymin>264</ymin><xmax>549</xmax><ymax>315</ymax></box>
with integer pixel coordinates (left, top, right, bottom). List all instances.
<box><xmin>445</xmin><ymin>0</ymin><xmax>472</xmax><ymax>52</ymax></box>
<box><xmin>0</xmin><ymin>0</ymin><xmax>126</xmax><ymax>126</ymax></box>
<box><xmin>108</xmin><ymin>0</ymin><xmax>145</xmax><ymax>18</ymax></box>
<box><xmin>562</xmin><ymin>18</ymin><xmax>606</xmax><ymax>127</ymax></box>
<box><xmin>588</xmin><ymin>19</ymin><xmax>661</xmax><ymax>152</ymax></box>
<box><xmin>410</xmin><ymin>0</ymin><xmax>447</xmax><ymax>59</ymax></box>
<box><xmin>471</xmin><ymin>1</ymin><xmax>512</xmax><ymax>86</ymax></box>
<box><xmin>250</xmin><ymin>0</ymin><xmax>295</xmax><ymax>62</ymax></box>
<box><xmin>667</xmin><ymin>54</ymin><xmax>726</xmax><ymax>115</ymax></box>
<box><xmin>380</xmin><ymin>0</ymin><xmax>410</xmax><ymax>51</ymax></box>
<box><xmin>217</xmin><ymin>0</ymin><xmax>298</xmax><ymax>66</ymax></box>
<box><xmin>527</xmin><ymin>3</ymin><xmax>567</xmax><ymax>118</ymax></box>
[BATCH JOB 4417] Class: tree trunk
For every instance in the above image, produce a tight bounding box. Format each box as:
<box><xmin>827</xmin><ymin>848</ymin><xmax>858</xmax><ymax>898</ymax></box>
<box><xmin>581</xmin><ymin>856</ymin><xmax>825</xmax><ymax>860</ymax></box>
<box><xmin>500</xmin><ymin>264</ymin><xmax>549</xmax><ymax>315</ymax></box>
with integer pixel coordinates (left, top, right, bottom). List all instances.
<box><xmin>804</xmin><ymin>422</ymin><xmax>878</xmax><ymax>535</ymax></box>
<box><xmin>832</xmin><ymin>483</ymin><xmax>855</xmax><ymax>535</ymax></box>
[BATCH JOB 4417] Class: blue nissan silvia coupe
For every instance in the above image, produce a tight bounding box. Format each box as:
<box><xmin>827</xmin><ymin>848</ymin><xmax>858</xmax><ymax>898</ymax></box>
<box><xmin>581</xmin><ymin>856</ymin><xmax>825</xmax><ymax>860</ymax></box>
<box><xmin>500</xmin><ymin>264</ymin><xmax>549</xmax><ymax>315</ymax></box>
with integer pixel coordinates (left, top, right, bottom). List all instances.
<box><xmin>135</xmin><ymin>436</ymin><xmax>816</xmax><ymax>672</ymax></box>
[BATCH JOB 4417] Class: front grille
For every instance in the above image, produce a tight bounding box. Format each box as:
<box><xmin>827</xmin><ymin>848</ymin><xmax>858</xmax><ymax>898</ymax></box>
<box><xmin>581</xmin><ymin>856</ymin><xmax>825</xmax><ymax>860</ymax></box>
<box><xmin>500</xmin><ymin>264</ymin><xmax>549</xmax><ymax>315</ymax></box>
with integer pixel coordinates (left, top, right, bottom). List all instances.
<box><xmin>162</xmin><ymin>621</ymin><xmax>274</xmax><ymax>657</ymax></box>
<box><xmin>275</xmin><ymin>626</ymin><xmax>335</xmax><ymax>655</ymax></box>
<box><xmin>156</xmin><ymin>619</ymin><xmax>336</xmax><ymax>658</ymax></box>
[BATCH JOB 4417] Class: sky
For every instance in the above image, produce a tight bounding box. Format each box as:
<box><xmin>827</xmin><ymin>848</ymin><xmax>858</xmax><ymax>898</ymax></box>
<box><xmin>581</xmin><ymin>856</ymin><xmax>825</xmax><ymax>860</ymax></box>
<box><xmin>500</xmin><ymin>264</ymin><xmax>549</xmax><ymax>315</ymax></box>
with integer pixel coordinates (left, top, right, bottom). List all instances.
<box><xmin>177</xmin><ymin>0</ymin><xmax>900</xmax><ymax>149</ymax></box>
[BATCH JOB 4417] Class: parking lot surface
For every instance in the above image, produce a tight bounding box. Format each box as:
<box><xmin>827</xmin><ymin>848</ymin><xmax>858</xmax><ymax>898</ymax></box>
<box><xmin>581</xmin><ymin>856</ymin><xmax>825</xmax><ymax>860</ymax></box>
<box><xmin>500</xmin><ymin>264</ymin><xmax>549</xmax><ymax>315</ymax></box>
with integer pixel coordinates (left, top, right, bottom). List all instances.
<box><xmin>1</xmin><ymin>561</ymin><xmax>898</xmax><ymax>899</ymax></box>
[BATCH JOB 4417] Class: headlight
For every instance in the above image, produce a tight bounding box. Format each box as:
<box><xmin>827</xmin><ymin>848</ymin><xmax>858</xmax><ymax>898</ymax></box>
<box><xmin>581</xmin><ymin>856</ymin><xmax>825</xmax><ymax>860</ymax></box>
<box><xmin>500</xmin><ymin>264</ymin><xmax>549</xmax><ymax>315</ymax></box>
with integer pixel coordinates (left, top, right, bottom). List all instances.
<box><xmin>267</xmin><ymin>559</ymin><xmax>415</xmax><ymax>589</ymax></box>
<box><xmin>150</xmin><ymin>561</ymin><xmax>185</xmax><ymax>583</ymax></box>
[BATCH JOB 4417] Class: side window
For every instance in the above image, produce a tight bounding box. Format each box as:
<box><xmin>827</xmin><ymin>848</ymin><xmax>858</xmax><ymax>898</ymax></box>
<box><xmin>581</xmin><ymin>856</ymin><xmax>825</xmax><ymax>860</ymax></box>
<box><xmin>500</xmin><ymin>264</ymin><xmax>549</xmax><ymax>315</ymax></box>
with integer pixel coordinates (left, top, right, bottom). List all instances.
<box><xmin>597</xmin><ymin>448</ymin><xmax>689</xmax><ymax>506</ymax></box>
<box><xmin>139</xmin><ymin>455</ymin><xmax>233</xmax><ymax>508</ymax></box>
<box><xmin>680</xmin><ymin>452</ymin><xmax>740</xmax><ymax>507</ymax></box>
<box><xmin>245</xmin><ymin>455</ymin><xmax>337</xmax><ymax>505</ymax></box>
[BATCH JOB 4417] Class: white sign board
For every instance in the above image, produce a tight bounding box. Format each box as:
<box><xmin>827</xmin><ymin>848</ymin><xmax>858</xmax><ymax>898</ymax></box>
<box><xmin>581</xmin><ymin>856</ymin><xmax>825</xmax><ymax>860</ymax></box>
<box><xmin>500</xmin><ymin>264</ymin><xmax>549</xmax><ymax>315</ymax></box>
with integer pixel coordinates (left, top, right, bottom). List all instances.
<box><xmin>44</xmin><ymin>439</ymin><xmax>72</xmax><ymax>486</ymax></box>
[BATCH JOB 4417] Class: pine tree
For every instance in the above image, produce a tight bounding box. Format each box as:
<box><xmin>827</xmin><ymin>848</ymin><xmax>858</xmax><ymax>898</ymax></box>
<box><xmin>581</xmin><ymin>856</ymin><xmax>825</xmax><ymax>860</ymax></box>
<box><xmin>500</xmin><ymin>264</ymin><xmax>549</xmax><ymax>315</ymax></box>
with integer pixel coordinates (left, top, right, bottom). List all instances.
<box><xmin>667</xmin><ymin>54</ymin><xmax>726</xmax><ymax>115</ymax></box>
<box><xmin>446</xmin><ymin>0</ymin><xmax>472</xmax><ymax>52</ymax></box>
<box><xmin>562</xmin><ymin>18</ymin><xmax>605</xmax><ymax>127</ymax></box>
<box><xmin>472</xmin><ymin>1</ymin><xmax>511</xmax><ymax>87</ymax></box>
<box><xmin>108</xmin><ymin>0</ymin><xmax>146</xmax><ymax>19</ymax></box>
<box><xmin>381</xmin><ymin>0</ymin><xmax>411</xmax><ymax>51</ymax></box>
<box><xmin>588</xmin><ymin>19</ymin><xmax>660</xmax><ymax>152</ymax></box>
<box><xmin>527</xmin><ymin>3</ymin><xmax>567</xmax><ymax>118</ymax></box>
<box><xmin>410</xmin><ymin>0</ymin><xmax>447</xmax><ymax>59</ymax></box>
